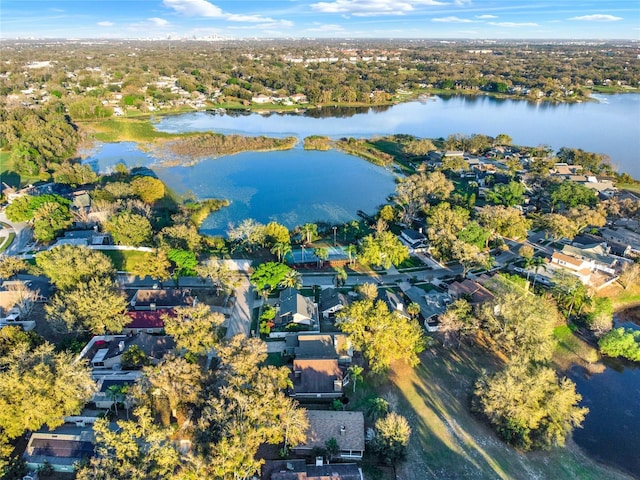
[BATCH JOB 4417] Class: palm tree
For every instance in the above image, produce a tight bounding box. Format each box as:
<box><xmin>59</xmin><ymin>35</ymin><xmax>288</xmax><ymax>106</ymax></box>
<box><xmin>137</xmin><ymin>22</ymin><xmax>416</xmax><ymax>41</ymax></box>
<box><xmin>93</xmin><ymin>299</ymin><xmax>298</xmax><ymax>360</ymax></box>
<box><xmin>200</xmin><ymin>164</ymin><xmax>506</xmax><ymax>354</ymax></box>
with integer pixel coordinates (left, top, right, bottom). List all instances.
<box><xmin>346</xmin><ymin>244</ymin><xmax>357</xmax><ymax>266</ymax></box>
<box><xmin>334</xmin><ymin>266</ymin><xmax>348</xmax><ymax>287</ymax></box>
<box><xmin>299</xmin><ymin>223</ymin><xmax>317</xmax><ymax>244</ymax></box>
<box><xmin>347</xmin><ymin>365</ymin><xmax>364</xmax><ymax>393</ymax></box>
<box><xmin>271</xmin><ymin>242</ymin><xmax>292</xmax><ymax>263</ymax></box>
<box><xmin>407</xmin><ymin>302</ymin><xmax>421</xmax><ymax>319</ymax></box>
<box><xmin>280</xmin><ymin>269</ymin><xmax>302</xmax><ymax>289</ymax></box>
<box><xmin>106</xmin><ymin>384</ymin><xmax>125</xmax><ymax>416</ymax></box>
<box><xmin>366</xmin><ymin>397</ymin><xmax>390</xmax><ymax>422</ymax></box>
<box><xmin>530</xmin><ymin>256</ymin><xmax>547</xmax><ymax>289</ymax></box>
<box><xmin>315</xmin><ymin>247</ymin><xmax>329</xmax><ymax>268</ymax></box>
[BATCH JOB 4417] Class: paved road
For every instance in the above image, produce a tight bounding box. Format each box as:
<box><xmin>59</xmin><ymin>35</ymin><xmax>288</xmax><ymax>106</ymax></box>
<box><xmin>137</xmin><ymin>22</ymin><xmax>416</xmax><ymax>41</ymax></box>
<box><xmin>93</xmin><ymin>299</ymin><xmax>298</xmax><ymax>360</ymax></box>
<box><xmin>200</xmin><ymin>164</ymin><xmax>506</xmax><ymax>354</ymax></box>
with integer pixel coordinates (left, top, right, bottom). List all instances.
<box><xmin>0</xmin><ymin>212</ymin><xmax>32</xmax><ymax>256</ymax></box>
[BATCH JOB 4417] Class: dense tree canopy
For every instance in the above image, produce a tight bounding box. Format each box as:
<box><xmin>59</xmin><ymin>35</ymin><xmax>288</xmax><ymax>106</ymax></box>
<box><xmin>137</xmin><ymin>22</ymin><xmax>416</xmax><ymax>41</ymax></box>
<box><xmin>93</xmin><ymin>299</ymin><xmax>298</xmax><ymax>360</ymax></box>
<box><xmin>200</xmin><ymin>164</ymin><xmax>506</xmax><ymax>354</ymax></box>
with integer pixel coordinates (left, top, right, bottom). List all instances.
<box><xmin>36</xmin><ymin>245</ymin><xmax>115</xmax><ymax>290</ymax></box>
<box><xmin>163</xmin><ymin>304</ymin><xmax>226</xmax><ymax>356</ymax></box>
<box><xmin>337</xmin><ymin>298</ymin><xmax>427</xmax><ymax>374</ymax></box>
<box><xmin>105</xmin><ymin>210</ymin><xmax>153</xmax><ymax>246</ymax></box>
<box><xmin>359</xmin><ymin>231</ymin><xmax>409</xmax><ymax>269</ymax></box>
<box><xmin>0</xmin><ymin>343</ymin><xmax>96</xmax><ymax>439</ymax></box>
<box><xmin>478</xmin><ymin>287</ymin><xmax>558</xmax><ymax>363</ymax></box>
<box><xmin>474</xmin><ymin>363</ymin><xmax>587</xmax><ymax>451</ymax></box>
<box><xmin>250</xmin><ymin>261</ymin><xmax>294</xmax><ymax>298</ymax></box>
<box><xmin>46</xmin><ymin>278</ymin><xmax>129</xmax><ymax>335</ymax></box>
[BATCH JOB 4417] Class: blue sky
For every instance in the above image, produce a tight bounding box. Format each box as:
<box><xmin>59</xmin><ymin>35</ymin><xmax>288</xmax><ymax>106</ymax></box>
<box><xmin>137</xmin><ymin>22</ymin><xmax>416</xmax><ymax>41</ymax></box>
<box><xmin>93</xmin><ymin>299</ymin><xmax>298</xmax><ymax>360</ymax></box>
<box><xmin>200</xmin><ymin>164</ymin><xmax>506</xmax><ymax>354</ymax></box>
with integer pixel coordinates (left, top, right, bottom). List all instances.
<box><xmin>1</xmin><ymin>1</ymin><xmax>639</xmax><ymax>39</ymax></box>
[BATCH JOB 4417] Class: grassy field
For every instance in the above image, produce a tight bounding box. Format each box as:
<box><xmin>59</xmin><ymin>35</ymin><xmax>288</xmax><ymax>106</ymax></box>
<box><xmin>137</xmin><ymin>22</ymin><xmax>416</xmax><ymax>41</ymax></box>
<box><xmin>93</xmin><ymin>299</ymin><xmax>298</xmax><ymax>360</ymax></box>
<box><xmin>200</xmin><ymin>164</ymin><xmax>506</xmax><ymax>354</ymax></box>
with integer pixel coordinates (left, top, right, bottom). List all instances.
<box><xmin>0</xmin><ymin>150</ymin><xmax>44</xmax><ymax>188</ymax></box>
<box><xmin>351</xmin><ymin>342</ymin><xmax>633</xmax><ymax>480</ymax></box>
<box><xmin>80</xmin><ymin>118</ymin><xmax>179</xmax><ymax>143</ymax></box>
<box><xmin>618</xmin><ymin>183</ymin><xmax>640</xmax><ymax>194</ymax></box>
<box><xmin>101</xmin><ymin>249</ymin><xmax>153</xmax><ymax>272</ymax></box>
<box><xmin>598</xmin><ymin>282</ymin><xmax>640</xmax><ymax>310</ymax></box>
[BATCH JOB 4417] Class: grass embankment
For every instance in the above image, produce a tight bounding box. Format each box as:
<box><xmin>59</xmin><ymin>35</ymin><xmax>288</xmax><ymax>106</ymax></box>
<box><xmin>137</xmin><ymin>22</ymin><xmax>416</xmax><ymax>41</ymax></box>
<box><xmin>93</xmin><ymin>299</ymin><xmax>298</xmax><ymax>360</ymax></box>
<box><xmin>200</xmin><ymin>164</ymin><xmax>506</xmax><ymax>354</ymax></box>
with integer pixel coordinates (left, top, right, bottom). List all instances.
<box><xmin>352</xmin><ymin>344</ymin><xmax>632</xmax><ymax>480</ymax></box>
<box><xmin>185</xmin><ymin>199</ymin><xmax>230</xmax><ymax>226</ymax></box>
<box><xmin>303</xmin><ymin>135</ymin><xmax>332</xmax><ymax>151</ymax></box>
<box><xmin>598</xmin><ymin>283</ymin><xmax>640</xmax><ymax>311</ymax></box>
<box><xmin>618</xmin><ymin>183</ymin><xmax>640</xmax><ymax>195</ymax></box>
<box><xmin>335</xmin><ymin>138</ymin><xmax>395</xmax><ymax>167</ymax></box>
<box><xmin>156</xmin><ymin>133</ymin><xmax>297</xmax><ymax>165</ymax></box>
<box><xmin>80</xmin><ymin>118</ymin><xmax>178</xmax><ymax>143</ymax></box>
<box><xmin>0</xmin><ymin>232</ymin><xmax>15</xmax><ymax>254</ymax></box>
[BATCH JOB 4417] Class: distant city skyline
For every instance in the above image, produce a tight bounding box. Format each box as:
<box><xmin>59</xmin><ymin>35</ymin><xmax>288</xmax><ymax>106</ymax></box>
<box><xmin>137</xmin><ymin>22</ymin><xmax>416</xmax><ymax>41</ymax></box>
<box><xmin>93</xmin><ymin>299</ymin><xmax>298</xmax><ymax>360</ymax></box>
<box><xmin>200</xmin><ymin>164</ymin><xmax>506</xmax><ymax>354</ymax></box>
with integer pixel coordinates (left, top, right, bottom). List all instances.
<box><xmin>1</xmin><ymin>0</ymin><xmax>639</xmax><ymax>40</ymax></box>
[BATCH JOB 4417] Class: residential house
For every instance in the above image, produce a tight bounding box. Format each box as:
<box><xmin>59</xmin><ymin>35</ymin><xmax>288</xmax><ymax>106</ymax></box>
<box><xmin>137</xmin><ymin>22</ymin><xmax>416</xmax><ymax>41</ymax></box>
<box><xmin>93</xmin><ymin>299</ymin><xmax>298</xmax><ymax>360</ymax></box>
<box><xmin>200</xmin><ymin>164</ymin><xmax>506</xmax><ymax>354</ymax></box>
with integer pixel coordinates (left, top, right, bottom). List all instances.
<box><xmin>92</xmin><ymin>374</ymin><xmax>138</xmax><ymax>409</ymax></box>
<box><xmin>252</xmin><ymin>94</ymin><xmax>272</xmax><ymax>104</ymax></box>
<box><xmin>561</xmin><ymin>244</ymin><xmax>617</xmax><ymax>275</ymax></box>
<box><xmin>78</xmin><ymin>333</ymin><xmax>175</xmax><ymax>372</ymax></box>
<box><xmin>319</xmin><ymin>287</ymin><xmax>350</xmax><ymax>319</ymax></box>
<box><xmin>377</xmin><ymin>288</ymin><xmax>407</xmax><ymax>317</ymax></box>
<box><xmin>602</xmin><ymin>228</ymin><xmax>640</xmax><ymax>257</ymax></box>
<box><xmin>403</xmin><ymin>287</ymin><xmax>452</xmax><ymax>332</ymax></box>
<box><xmin>264</xmin><ymin>459</ymin><xmax>362</xmax><ymax>480</ymax></box>
<box><xmin>122</xmin><ymin>309</ymin><xmax>174</xmax><ymax>334</ymax></box>
<box><xmin>550</xmin><ymin>163</ymin><xmax>583</xmax><ymax>178</ymax></box>
<box><xmin>399</xmin><ymin>229</ymin><xmax>428</xmax><ymax>252</ymax></box>
<box><xmin>290</xmin><ymin>358</ymin><xmax>344</xmax><ymax>400</ymax></box>
<box><xmin>24</xmin><ymin>424</ymin><xmax>94</xmax><ymax>473</ymax></box>
<box><xmin>0</xmin><ymin>280</ymin><xmax>37</xmax><ymax>331</ymax></box>
<box><xmin>293</xmin><ymin>410</ymin><xmax>365</xmax><ymax>460</ymax></box>
<box><xmin>448</xmin><ymin>279</ymin><xmax>495</xmax><ymax>305</ymax></box>
<box><xmin>549</xmin><ymin>252</ymin><xmax>593</xmax><ymax>284</ymax></box>
<box><xmin>290</xmin><ymin>93</ymin><xmax>308</xmax><ymax>104</ymax></box>
<box><xmin>277</xmin><ymin>288</ymin><xmax>318</xmax><ymax>329</ymax></box>
<box><xmin>285</xmin><ymin>333</ymin><xmax>353</xmax><ymax>365</ymax></box>
<box><xmin>129</xmin><ymin>288</ymin><xmax>196</xmax><ymax>311</ymax></box>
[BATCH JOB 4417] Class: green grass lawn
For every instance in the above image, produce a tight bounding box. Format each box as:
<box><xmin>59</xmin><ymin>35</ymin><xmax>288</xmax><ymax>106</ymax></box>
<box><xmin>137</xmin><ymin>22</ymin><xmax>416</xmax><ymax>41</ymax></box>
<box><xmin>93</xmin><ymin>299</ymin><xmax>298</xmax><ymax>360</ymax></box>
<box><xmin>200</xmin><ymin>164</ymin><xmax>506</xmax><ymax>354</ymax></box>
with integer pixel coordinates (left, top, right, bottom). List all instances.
<box><xmin>0</xmin><ymin>232</ymin><xmax>15</xmax><ymax>254</ymax></box>
<box><xmin>350</xmin><ymin>343</ymin><xmax>633</xmax><ymax>480</ymax></box>
<box><xmin>81</xmin><ymin>118</ymin><xmax>178</xmax><ymax>143</ymax></box>
<box><xmin>0</xmin><ymin>150</ymin><xmax>44</xmax><ymax>188</ymax></box>
<box><xmin>618</xmin><ymin>183</ymin><xmax>640</xmax><ymax>194</ymax></box>
<box><xmin>101</xmin><ymin>249</ymin><xmax>153</xmax><ymax>272</ymax></box>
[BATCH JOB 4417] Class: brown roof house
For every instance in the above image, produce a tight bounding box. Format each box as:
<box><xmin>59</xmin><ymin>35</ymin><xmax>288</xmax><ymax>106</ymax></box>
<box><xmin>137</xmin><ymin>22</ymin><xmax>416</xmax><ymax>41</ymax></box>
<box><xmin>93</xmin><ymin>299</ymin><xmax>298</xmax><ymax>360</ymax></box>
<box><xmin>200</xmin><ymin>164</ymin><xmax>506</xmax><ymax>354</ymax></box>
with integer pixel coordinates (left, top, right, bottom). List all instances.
<box><xmin>290</xmin><ymin>359</ymin><xmax>344</xmax><ymax>400</ymax></box>
<box><xmin>285</xmin><ymin>334</ymin><xmax>353</xmax><ymax>365</ymax></box>
<box><xmin>292</xmin><ymin>410</ymin><xmax>365</xmax><ymax>460</ymax></box>
<box><xmin>264</xmin><ymin>459</ymin><xmax>363</xmax><ymax>480</ymax></box>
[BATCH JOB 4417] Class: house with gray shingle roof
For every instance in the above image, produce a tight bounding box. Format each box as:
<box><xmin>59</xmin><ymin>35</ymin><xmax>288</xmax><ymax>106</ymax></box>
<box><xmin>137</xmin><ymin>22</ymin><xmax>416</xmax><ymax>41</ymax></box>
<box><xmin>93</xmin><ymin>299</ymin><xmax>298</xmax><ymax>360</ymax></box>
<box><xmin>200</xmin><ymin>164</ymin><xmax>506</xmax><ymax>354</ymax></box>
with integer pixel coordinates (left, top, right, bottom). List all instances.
<box><xmin>293</xmin><ymin>410</ymin><xmax>365</xmax><ymax>460</ymax></box>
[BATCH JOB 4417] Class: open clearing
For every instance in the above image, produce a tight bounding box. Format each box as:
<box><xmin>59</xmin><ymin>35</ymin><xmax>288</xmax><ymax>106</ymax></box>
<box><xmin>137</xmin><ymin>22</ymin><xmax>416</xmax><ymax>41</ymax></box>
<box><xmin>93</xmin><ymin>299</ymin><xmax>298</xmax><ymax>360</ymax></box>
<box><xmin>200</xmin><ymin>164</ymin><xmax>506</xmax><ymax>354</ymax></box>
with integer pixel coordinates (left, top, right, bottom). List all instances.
<box><xmin>356</xmin><ymin>342</ymin><xmax>634</xmax><ymax>480</ymax></box>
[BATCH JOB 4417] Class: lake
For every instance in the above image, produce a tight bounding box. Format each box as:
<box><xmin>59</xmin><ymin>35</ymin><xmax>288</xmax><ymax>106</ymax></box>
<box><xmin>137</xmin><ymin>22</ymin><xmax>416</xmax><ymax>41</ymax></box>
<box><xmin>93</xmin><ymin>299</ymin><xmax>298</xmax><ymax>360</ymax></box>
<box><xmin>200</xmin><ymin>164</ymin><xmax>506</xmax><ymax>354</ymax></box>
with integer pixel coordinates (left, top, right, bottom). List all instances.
<box><xmin>568</xmin><ymin>312</ymin><xmax>640</xmax><ymax>477</ymax></box>
<box><xmin>154</xmin><ymin>93</ymin><xmax>640</xmax><ymax>178</ymax></box>
<box><xmin>83</xmin><ymin>142</ymin><xmax>396</xmax><ymax>236</ymax></box>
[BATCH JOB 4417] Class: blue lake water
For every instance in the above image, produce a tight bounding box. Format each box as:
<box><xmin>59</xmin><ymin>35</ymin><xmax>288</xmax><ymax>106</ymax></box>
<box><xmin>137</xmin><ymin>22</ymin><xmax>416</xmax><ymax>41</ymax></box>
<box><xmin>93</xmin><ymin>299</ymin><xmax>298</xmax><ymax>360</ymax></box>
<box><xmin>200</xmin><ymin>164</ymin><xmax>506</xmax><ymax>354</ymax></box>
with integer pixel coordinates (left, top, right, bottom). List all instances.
<box><xmin>82</xmin><ymin>94</ymin><xmax>640</xmax><ymax>474</ymax></box>
<box><xmin>567</xmin><ymin>314</ymin><xmax>640</xmax><ymax>478</ymax></box>
<box><xmin>83</xmin><ymin>143</ymin><xmax>396</xmax><ymax>236</ymax></box>
<box><xmin>154</xmin><ymin>93</ymin><xmax>640</xmax><ymax>178</ymax></box>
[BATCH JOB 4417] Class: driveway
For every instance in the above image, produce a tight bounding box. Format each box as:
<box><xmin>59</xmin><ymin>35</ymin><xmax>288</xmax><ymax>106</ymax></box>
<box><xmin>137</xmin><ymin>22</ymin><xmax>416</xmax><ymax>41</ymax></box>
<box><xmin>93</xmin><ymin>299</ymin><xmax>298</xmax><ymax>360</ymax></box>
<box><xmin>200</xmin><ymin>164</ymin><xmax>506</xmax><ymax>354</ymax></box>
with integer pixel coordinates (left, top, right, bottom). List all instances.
<box><xmin>225</xmin><ymin>275</ymin><xmax>254</xmax><ymax>339</ymax></box>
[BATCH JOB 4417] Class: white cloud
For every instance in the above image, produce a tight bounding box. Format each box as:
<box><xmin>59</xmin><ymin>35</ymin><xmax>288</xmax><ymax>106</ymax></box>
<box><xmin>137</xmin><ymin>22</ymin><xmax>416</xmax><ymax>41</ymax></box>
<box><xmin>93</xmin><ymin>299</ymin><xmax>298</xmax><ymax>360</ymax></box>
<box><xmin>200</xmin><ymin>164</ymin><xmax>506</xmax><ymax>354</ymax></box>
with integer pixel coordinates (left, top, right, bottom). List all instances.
<box><xmin>306</xmin><ymin>23</ymin><xmax>346</xmax><ymax>32</ymax></box>
<box><xmin>488</xmin><ymin>21</ymin><xmax>538</xmax><ymax>27</ymax></box>
<box><xmin>311</xmin><ymin>0</ymin><xmax>446</xmax><ymax>17</ymax></box>
<box><xmin>569</xmin><ymin>14</ymin><xmax>622</xmax><ymax>22</ymax></box>
<box><xmin>97</xmin><ymin>21</ymin><xmax>114</xmax><ymax>27</ymax></box>
<box><xmin>163</xmin><ymin>0</ymin><xmax>223</xmax><ymax>17</ymax></box>
<box><xmin>432</xmin><ymin>16</ymin><xmax>474</xmax><ymax>23</ymax></box>
<box><xmin>149</xmin><ymin>17</ymin><xmax>169</xmax><ymax>27</ymax></box>
<box><xmin>163</xmin><ymin>0</ymin><xmax>281</xmax><ymax>23</ymax></box>
<box><xmin>476</xmin><ymin>14</ymin><xmax>497</xmax><ymax>19</ymax></box>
